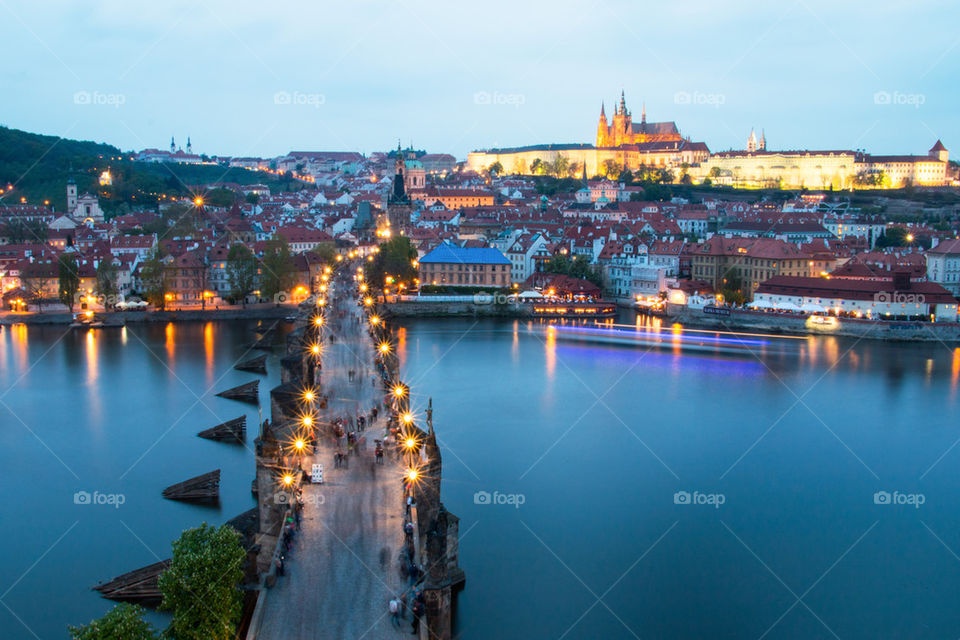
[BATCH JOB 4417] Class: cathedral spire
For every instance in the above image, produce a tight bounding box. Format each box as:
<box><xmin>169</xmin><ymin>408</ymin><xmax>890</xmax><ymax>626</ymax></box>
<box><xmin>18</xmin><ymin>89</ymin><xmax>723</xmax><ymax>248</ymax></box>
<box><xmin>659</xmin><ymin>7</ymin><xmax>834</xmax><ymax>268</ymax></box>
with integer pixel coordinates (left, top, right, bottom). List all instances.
<box><xmin>600</xmin><ymin>102</ymin><xmax>606</xmax><ymax>119</ymax></box>
<box><xmin>619</xmin><ymin>90</ymin><xmax>627</xmax><ymax>115</ymax></box>
<box><xmin>641</xmin><ymin>102</ymin><xmax>646</xmax><ymax>124</ymax></box>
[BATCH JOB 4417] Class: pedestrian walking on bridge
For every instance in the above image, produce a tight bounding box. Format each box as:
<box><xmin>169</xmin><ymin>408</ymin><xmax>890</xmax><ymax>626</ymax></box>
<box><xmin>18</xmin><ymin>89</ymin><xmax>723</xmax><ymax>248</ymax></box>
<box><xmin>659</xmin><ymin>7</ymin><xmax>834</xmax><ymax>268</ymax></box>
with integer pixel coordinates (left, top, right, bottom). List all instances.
<box><xmin>389</xmin><ymin>598</ymin><xmax>400</xmax><ymax>628</ymax></box>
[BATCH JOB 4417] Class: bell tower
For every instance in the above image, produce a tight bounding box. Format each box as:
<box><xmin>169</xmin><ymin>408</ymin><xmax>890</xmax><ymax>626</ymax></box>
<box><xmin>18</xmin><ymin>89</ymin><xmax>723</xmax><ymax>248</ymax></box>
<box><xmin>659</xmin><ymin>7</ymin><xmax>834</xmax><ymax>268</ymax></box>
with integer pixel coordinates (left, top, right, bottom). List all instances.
<box><xmin>596</xmin><ymin>103</ymin><xmax>610</xmax><ymax>147</ymax></box>
<box><xmin>66</xmin><ymin>178</ymin><xmax>78</xmax><ymax>213</ymax></box>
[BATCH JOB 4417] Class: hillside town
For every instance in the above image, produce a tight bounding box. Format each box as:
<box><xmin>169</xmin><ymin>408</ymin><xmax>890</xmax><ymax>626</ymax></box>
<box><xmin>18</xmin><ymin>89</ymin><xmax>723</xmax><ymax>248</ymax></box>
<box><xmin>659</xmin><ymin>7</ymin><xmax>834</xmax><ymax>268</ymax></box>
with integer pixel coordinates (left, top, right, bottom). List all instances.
<box><xmin>2</xmin><ymin>133</ymin><xmax>960</xmax><ymax>328</ymax></box>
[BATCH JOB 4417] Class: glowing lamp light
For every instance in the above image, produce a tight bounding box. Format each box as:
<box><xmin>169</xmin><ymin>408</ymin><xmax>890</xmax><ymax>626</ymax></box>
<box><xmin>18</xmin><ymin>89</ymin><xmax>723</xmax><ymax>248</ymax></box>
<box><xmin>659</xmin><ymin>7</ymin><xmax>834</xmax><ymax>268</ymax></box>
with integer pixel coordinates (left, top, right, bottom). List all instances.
<box><xmin>336</xmin><ymin>255</ymin><xmax>343</xmax><ymax>262</ymax></box>
<box><xmin>302</xmin><ymin>415</ymin><xmax>314</xmax><ymax>428</ymax></box>
<box><xmin>194</xmin><ymin>196</ymin><xmax>204</xmax><ymax>206</ymax></box>
<box><xmin>379</xmin><ymin>343</ymin><xmax>390</xmax><ymax>354</ymax></box>
<box><xmin>393</xmin><ymin>385</ymin><xmax>406</xmax><ymax>398</ymax></box>
<box><xmin>404</xmin><ymin>437</ymin><xmax>416</xmax><ymax>450</ymax></box>
<box><xmin>303</xmin><ymin>390</ymin><xmax>315</xmax><ymax>403</ymax></box>
<box><xmin>402</xmin><ymin>412</ymin><xmax>413</xmax><ymax>424</ymax></box>
<box><xmin>314</xmin><ymin>316</ymin><xmax>324</xmax><ymax>326</ymax></box>
<box><xmin>370</xmin><ymin>316</ymin><xmax>380</xmax><ymax>325</ymax></box>
<box><xmin>310</xmin><ymin>344</ymin><xmax>321</xmax><ymax>355</ymax></box>
<box><xmin>406</xmin><ymin>469</ymin><xmax>419</xmax><ymax>482</ymax></box>
<box><xmin>294</xmin><ymin>438</ymin><xmax>305</xmax><ymax>451</ymax></box>
<box><xmin>364</xmin><ymin>297</ymin><xmax>373</xmax><ymax>306</ymax></box>
<box><xmin>282</xmin><ymin>474</ymin><xmax>294</xmax><ymax>486</ymax></box>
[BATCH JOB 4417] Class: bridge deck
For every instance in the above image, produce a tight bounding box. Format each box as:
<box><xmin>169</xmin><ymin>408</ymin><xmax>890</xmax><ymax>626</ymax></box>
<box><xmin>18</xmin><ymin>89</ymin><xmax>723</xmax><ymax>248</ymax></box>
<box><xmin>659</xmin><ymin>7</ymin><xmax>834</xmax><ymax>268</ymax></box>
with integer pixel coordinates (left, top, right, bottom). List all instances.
<box><xmin>256</xmin><ymin>289</ymin><xmax>411</xmax><ymax>639</ymax></box>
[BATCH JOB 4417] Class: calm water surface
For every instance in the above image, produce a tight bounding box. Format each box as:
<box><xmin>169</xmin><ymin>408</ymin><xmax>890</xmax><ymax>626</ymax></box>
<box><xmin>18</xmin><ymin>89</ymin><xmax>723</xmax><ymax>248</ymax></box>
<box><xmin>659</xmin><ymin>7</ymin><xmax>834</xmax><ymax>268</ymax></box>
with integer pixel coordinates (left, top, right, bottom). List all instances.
<box><xmin>395</xmin><ymin>317</ymin><xmax>960</xmax><ymax>640</ymax></box>
<box><xmin>2</xmin><ymin>317</ymin><xmax>960</xmax><ymax>638</ymax></box>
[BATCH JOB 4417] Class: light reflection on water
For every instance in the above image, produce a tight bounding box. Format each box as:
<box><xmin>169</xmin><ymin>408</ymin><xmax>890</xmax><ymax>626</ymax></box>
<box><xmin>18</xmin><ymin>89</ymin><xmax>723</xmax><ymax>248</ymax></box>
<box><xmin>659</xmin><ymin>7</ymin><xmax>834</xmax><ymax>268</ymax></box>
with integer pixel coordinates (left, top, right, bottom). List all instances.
<box><xmin>0</xmin><ymin>320</ymin><xmax>284</xmax><ymax>640</ymax></box>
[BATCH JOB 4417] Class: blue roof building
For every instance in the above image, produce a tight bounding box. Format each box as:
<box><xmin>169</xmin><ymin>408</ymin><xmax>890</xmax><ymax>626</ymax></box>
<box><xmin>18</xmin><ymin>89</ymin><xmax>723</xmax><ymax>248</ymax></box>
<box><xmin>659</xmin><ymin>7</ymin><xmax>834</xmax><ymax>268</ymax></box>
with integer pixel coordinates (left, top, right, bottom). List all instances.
<box><xmin>418</xmin><ymin>243</ymin><xmax>512</xmax><ymax>287</ymax></box>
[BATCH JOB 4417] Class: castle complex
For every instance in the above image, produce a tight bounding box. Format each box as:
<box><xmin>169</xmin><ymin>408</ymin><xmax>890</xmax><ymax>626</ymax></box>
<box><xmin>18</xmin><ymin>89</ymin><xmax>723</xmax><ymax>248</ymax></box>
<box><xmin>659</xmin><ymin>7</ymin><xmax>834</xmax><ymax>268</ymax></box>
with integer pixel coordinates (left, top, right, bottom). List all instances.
<box><xmin>466</xmin><ymin>91</ymin><xmax>954</xmax><ymax>189</ymax></box>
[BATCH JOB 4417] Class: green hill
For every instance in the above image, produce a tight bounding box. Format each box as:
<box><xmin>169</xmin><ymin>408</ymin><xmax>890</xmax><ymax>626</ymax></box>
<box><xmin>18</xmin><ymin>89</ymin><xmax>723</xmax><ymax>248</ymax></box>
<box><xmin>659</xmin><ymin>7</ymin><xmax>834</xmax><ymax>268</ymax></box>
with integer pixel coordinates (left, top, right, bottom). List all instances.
<box><xmin>0</xmin><ymin>126</ymin><xmax>297</xmax><ymax>215</ymax></box>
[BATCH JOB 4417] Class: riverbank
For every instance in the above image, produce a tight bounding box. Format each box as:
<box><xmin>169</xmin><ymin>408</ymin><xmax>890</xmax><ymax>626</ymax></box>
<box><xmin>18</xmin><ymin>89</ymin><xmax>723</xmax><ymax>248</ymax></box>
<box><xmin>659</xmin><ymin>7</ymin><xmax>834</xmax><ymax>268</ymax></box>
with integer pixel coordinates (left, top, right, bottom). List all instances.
<box><xmin>665</xmin><ymin>303</ymin><xmax>960</xmax><ymax>342</ymax></box>
<box><xmin>0</xmin><ymin>304</ymin><xmax>297</xmax><ymax>326</ymax></box>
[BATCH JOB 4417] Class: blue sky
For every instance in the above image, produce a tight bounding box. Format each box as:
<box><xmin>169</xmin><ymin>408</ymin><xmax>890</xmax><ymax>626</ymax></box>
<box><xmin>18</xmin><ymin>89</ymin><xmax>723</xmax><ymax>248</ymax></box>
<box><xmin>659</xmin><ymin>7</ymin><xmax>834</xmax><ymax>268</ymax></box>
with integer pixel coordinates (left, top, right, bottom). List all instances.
<box><xmin>1</xmin><ymin>0</ymin><xmax>957</xmax><ymax>160</ymax></box>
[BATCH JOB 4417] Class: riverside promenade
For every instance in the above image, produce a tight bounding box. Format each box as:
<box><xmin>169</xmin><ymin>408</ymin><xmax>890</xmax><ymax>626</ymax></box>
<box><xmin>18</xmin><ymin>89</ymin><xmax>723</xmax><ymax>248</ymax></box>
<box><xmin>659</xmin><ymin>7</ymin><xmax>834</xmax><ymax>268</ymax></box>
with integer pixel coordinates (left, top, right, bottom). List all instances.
<box><xmin>255</xmin><ymin>275</ymin><xmax>411</xmax><ymax>639</ymax></box>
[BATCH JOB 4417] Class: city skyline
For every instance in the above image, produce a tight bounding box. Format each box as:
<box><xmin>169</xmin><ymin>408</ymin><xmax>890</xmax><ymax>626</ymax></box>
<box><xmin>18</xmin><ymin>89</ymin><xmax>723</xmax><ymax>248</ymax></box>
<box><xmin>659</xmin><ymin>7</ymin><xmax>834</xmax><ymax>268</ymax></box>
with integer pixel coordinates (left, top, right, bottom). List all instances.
<box><xmin>1</xmin><ymin>0</ymin><xmax>957</xmax><ymax>159</ymax></box>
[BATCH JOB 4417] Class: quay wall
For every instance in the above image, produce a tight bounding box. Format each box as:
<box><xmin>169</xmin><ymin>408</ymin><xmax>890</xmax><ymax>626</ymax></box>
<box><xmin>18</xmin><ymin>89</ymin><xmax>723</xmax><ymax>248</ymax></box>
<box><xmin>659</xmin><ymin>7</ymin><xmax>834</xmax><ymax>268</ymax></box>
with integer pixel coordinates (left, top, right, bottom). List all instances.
<box><xmin>383</xmin><ymin>301</ymin><xmax>531</xmax><ymax>318</ymax></box>
<box><xmin>0</xmin><ymin>305</ymin><xmax>296</xmax><ymax>326</ymax></box>
<box><xmin>666</xmin><ymin>304</ymin><xmax>960</xmax><ymax>342</ymax></box>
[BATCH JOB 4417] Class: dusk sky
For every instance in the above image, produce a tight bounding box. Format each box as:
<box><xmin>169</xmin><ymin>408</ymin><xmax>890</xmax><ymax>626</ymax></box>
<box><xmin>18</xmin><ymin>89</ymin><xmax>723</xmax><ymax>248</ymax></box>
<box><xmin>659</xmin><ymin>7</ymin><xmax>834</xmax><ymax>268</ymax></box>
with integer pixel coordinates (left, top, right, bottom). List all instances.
<box><xmin>2</xmin><ymin>0</ymin><xmax>957</xmax><ymax>159</ymax></box>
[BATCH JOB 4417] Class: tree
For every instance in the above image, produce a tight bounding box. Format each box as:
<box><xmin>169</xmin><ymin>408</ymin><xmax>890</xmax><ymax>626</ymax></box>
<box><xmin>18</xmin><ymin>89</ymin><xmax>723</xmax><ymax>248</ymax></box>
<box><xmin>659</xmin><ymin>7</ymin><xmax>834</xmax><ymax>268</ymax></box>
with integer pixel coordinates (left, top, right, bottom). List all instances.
<box><xmin>369</xmin><ymin>236</ymin><xmax>418</xmax><ymax>289</ymax></box>
<box><xmin>601</xmin><ymin>159</ymin><xmax>621</xmax><ymax>179</ymax></box>
<box><xmin>226</xmin><ymin>243</ymin><xmax>257</xmax><ymax>305</ymax></box>
<box><xmin>69</xmin><ymin>603</ymin><xmax>156</xmax><ymax>640</ymax></box>
<box><xmin>202</xmin><ymin>188</ymin><xmax>236</xmax><ymax>208</ymax></box>
<box><xmin>19</xmin><ymin>261</ymin><xmax>49</xmax><ymax>312</ymax></box>
<box><xmin>709</xmin><ymin>166</ymin><xmax>722</xmax><ymax>179</ymax></box>
<box><xmin>511</xmin><ymin>157</ymin><xmax>528</xmax><ymax>175</ymax></box>
<box><xmin>139</xmin><ymin>250</ymin><xmax>169</xmax><ymax>309</ymax></box>
<box><xmin>643</xmin><ymin>183</ymin><xmax>673</xmax><ymax>201</ymax></box>
<box><xmin>309</xmin><ymin>242</ymin><xmax>337</xmax><ymax>265</ymax></box>
<box><xmin>487</xmin><ymin>161</ymin><xmax>504</xmax><ymax>176</ymax></box>
<box><xmin>95</xmin><ymin>258</ymin><xmax>119</xmax><ymax>306</ymax></box>
<box><xmin>530</xmin><ymin>158</ymin><xmax>544</xmax><ymax>176</ymax></box>
<box><xmin>551</xmin><ymin>155</ymin><xmax>570</xmax><ymax>178</ymax></box>
<box><xmin>158</xmin><ymin>523</ymin><xmax>245</xmax><ymax>640</ymax></box>
<box><xmin>244</xmin><ymin>192</ymin><xmax>260</xmax><ymax>205</ymax></box>
<box><xmin>543</xmin><ymin>252</ymin><xmax>602</xmax><ymax>287</ymax></box>
<box><xmin>259</xmin><ymin>235</ymin><xmax>294</xmax><ymax>302</ymax></box>
<box><xmin>58</xmin><ymin>253</ymin><xmax>80</xmax><ymax>312</ymax></box>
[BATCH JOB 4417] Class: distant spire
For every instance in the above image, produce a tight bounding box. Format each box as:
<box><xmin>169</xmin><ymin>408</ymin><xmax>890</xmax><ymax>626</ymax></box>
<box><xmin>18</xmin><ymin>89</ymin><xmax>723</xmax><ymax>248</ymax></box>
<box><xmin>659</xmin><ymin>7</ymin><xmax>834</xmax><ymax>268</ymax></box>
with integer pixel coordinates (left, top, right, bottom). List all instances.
<box><xmin>600</xmin><ymin>102</ymin><xmax>606</xmax><ymax>119</ymax></box>
<box><xmin>619</xmin><ymin>90</ymin><xmax>627</xmax><ymax>115</ymax></box>
<box><xmin>641</xmin><ymin>102</ymin><xmax>646</xmax><ymax>123</ymax></box>
<box><xmin>170</xmin><ymin>136</ymin><xmax>175</xmax><ymax>153</ymax></box>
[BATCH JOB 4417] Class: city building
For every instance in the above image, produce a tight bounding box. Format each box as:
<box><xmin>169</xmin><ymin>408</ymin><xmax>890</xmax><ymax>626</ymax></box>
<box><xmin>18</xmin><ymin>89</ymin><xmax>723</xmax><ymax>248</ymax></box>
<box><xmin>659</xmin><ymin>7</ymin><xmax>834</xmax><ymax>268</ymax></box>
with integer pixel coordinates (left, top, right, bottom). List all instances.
<box><xmin>418</xmin><ymin>243</ymin><xmax>512</xmax><ymax>287</ymax></box>
<box><xmin>926</xmin><ymin>238</ymin><xmax>960</xmax><ymax>296</ymax></box>
<box><xmin>690</xmin><ymin>236</ymin><xmax>835</xmax><ymax>297</ymax></box>
<box><xmin>754</xmin><ymin>273</ymin><xmax>958</xmax><ymax>320</ymax></box>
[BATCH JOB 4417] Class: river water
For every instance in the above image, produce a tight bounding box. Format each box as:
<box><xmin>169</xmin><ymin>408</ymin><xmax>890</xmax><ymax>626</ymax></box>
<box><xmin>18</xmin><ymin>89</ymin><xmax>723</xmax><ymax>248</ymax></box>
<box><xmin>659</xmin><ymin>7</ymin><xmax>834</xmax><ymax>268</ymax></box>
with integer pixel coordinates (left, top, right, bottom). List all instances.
<box><xmin>1</xmin><ymin>317</ymin><xmax>960</xmax><ymax>638</ymax></box>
